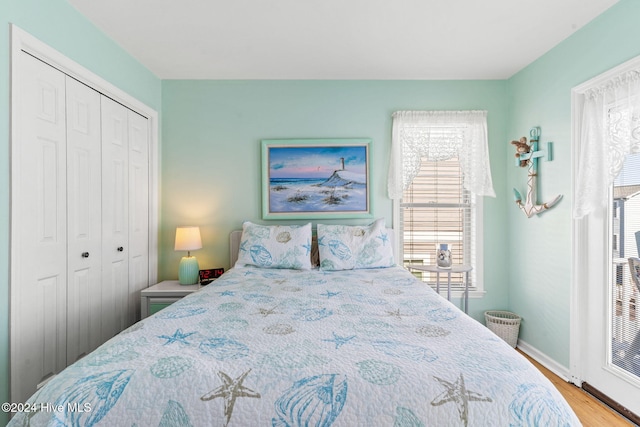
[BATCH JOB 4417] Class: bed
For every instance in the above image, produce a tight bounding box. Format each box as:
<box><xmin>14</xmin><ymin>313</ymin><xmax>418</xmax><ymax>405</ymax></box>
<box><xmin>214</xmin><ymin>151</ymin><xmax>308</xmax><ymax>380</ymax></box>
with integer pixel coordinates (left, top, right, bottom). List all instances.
<box><xmin>9</xmin><ymin>220</ymin><xmax>581</xmax><ymax>426</ymax></box>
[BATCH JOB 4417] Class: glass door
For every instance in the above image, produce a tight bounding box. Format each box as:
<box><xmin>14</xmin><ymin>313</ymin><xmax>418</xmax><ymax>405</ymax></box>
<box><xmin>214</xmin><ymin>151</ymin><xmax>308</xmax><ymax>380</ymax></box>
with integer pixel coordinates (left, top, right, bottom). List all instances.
<box><xmin>571</xmin><ymin>56</ymin><xmax>640</xmax><ymax>419</ymax></box>
<box><xmin>577</xmin><ymin>153</ymin><xmax>640</xmax><ymax>418</ymax></box>
<box><xmin>610</xmin><ymin>153</ymin><xmax>640</xmax><ymax>380</ymax></box>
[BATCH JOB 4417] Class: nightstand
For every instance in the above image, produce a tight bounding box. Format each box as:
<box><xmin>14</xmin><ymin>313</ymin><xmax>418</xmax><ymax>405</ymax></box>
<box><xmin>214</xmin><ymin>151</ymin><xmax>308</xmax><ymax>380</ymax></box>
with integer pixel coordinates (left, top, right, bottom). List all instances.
<box><xmin>140</xmin><ymin>280</ymin><xmax>201</xmax><ymax>318</ymax></box>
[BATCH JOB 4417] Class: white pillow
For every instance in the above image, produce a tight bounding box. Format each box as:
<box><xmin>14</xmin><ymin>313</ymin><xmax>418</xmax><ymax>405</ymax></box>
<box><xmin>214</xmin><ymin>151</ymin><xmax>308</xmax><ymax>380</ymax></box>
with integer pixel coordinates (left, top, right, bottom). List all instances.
<box><xmin>317</xmin><ymin>219</ymin><xmax>394</xmax><ymax>270</ymax></box>
<box><xmin>235</xmin><ymin>222</ymin><xmax>313</xmax><ymax>270</ymax></box>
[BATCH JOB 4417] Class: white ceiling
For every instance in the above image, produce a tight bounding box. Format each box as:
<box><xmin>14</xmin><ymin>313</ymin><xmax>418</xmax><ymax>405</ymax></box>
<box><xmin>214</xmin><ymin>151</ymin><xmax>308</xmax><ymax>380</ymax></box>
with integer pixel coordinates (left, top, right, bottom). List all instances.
<box><xmin>67</xmin><ymin>0</ymin><xmax>618</xmax><ymax>80</ymax></box>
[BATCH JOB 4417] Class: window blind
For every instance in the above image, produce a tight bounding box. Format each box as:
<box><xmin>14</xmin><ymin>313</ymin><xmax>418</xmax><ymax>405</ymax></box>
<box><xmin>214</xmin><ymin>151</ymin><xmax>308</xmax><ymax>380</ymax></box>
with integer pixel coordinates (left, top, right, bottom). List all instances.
<box><xmin>400</xmin><ymin>155</ymin><xmax>476</xmax><ymax>289</ymax></box>
<box><xmin>612</xmin><ymin>151</ymin><xmax>640</xmax><ymax>371</ymax></box>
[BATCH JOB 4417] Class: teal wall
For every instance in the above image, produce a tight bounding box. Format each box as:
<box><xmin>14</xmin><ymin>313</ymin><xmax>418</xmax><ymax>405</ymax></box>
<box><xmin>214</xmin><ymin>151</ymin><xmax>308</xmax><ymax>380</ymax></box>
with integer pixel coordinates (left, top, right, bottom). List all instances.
<box><xmin>505</xmin><ymin>0</ymin><xmax>640</xmax><ymax>366</ymax></box>
<box><xmin>160</xmin><ymin>79</ymin><xmax>510</xmax><ymax>322</ymax></box>
<box><xmin>0</xmin><ymin>1</ymin><xmax>161</xmax><ymax>422</ymax></box>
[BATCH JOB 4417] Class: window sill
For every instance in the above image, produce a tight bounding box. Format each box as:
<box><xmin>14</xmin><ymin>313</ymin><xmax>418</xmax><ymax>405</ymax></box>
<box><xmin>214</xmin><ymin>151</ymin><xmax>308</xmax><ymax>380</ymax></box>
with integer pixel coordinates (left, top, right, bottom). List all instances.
<box><xmin>432</xmin><ymin>289</ymin><xmax>486</xmax><ymax>299</ymax></box>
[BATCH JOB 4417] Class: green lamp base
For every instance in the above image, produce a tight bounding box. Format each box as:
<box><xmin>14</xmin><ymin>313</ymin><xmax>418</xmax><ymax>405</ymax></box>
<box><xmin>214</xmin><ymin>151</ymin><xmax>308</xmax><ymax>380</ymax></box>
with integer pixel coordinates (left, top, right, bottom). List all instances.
<box><xmin>178</xmin><ymin>256</ymin><xmax>200</xmax><ymax>285</ymax></box>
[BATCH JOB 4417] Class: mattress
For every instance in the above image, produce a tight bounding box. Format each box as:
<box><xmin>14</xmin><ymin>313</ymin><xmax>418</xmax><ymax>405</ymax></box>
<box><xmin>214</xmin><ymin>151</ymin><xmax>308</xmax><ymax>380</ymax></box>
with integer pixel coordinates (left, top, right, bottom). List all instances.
<box><xmin>9</xmin><ymin>265</ymin><xmax>581</xmax><ymax>426</ymax></box>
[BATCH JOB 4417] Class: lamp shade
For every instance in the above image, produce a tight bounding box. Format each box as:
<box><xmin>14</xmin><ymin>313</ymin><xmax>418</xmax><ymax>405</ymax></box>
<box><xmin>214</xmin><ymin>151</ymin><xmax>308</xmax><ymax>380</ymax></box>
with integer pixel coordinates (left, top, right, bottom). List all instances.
<box><xmin>174</xmin><ymin>226</ymin><xmax>202</xmax><ymax>251</ymax></box>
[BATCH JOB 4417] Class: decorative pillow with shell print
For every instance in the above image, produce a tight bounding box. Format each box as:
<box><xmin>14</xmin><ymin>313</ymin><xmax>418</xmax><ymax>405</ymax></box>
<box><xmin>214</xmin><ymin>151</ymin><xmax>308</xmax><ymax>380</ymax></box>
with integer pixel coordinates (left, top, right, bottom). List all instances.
<box><xmin>235</xmin><ymin>221</ymin><xmax>313</xmax><ymax>270</ymax></box>
<box><xmin>317</xmin><ymin>219</ymin><xmax>394</xmax><ymax>271</ymax></box>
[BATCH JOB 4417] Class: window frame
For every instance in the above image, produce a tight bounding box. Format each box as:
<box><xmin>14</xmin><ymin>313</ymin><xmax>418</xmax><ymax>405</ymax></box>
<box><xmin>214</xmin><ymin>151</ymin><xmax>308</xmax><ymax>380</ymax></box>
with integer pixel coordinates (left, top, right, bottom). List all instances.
<box><xmin>392</xmin><ymin>184</ymin><xmax>486</xmax><ymax>299</ymax></box>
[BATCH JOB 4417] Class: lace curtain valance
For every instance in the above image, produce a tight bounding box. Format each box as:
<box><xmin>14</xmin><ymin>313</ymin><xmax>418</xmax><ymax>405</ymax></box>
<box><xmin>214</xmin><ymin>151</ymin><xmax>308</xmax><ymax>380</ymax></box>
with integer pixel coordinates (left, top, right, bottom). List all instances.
<box><xmin>387</xmin><ymin>110</ymin><xmax>496</xmax><ymax>199</ymax></box>
<box><xmin>574</xmin><ymin>70</ymin><xmax>640</xmax><ymax>218</ymax></box>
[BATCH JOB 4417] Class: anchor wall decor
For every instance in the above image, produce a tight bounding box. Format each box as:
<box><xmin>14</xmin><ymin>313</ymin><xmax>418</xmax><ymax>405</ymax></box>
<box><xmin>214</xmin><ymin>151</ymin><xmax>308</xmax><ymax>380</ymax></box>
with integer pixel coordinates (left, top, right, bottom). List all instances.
<box><xmin>511</xmin><ymin>127</ymin><xmax>562</xmax><ymax>218</ymax></box>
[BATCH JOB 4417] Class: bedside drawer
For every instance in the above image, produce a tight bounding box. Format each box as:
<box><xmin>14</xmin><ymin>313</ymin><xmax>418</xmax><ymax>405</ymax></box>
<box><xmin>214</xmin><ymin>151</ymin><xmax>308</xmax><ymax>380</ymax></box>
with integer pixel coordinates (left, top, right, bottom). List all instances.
<box><xmin>148</xmin><ymin>297</ymin><xmax>182</xmax><ymax>315</ymax></box>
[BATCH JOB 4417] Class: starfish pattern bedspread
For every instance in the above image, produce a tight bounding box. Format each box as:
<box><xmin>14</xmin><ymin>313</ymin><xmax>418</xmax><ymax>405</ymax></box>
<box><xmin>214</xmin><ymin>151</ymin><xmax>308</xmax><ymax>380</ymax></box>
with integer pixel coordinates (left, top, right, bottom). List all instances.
<box><xmin>9</xmin><ymin>266</ymin><xmax>580</xmax><ymax>426</ymax></box>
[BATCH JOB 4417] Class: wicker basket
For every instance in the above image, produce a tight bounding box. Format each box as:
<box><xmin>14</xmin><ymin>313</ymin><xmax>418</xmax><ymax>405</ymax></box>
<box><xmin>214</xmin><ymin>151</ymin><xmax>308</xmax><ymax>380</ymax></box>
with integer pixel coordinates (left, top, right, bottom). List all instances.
<box><xmin>484</xmin><ymin>310</ymin><xmax>521</xmax><ymax>348</ymax></box>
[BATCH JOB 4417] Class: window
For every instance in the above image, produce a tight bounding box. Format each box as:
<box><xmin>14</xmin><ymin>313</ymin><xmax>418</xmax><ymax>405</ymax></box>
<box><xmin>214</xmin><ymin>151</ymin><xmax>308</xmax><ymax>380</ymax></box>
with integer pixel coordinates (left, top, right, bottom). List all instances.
<box><xmin>388</xmin><ymin>111</ymin><xmax>494</xmax><ymax>295</ymax></box>
<box><xmin>400</xmin><ymin>156</ymin><xmax>478</xmax><ymax>290</ymax></box>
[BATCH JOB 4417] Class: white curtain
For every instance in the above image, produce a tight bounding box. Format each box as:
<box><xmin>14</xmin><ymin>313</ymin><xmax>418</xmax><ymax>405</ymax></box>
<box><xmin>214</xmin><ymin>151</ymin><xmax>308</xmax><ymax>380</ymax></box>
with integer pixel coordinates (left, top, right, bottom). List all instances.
<box><xmin>575</xmin><ymin>70</ymin><xmax>640</xmax><ymax>218</ymax></box>
<box><xmin>387</xmin><ymin>110</ymin><xmax>496</xmax><ymax>199</ymax></box>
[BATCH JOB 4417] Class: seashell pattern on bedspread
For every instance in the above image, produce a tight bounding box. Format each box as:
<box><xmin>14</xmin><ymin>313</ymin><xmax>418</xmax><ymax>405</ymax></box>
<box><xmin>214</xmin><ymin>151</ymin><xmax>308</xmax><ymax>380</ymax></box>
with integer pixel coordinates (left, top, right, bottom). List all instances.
<box><xmin>9</xmin><ymin>266</ymin><xmax>580</xmax><ymax>426</ymax></box>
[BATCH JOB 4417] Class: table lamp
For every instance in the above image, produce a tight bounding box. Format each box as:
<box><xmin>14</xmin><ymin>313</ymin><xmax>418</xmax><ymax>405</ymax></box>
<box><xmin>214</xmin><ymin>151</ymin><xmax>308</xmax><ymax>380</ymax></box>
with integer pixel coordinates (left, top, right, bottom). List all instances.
<box><xmin>175</xmin><ymin>226</ymin><xmax>202</xmax><ymax>285</ymax></box>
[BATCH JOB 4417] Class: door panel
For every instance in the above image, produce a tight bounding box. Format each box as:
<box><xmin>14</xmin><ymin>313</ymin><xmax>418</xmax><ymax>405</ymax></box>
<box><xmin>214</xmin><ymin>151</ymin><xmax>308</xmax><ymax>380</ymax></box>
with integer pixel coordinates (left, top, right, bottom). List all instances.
<box><xmin>128</xmin><ymin>111</ymin><xmax>149</xmax><ymax>322</ymax></box>
<box><xmin>12</xmin><ymin>53</ymin><xmax>67</xmax><ymax>403</ymax></box>
<box><xmin>577</xmin><ymin>154</ymin><xmax>640</xmax><ymax>419</ymax></box>
<box><xmin>581</xmin><ymin>206</ymin><xmax>640</xmax><ymax>416</ymax></box>
<box><xmin>66</xmin><ymin>77</ymin><xmax>102</xmax><ymax>363</ymax></box>
<box><xmin>101</xmin><ymin>96</ymin><xmax>130</xmax><ymax>339</ymax></box>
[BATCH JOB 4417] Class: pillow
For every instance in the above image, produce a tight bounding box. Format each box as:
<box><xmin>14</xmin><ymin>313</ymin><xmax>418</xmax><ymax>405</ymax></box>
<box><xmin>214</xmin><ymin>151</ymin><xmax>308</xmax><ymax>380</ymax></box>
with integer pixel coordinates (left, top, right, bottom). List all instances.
<box><xmin>235</xmin><ymin>222</ymin><xmax>313</xmax><ymax>270</ymax></box>
<box><xmin>317</xmin><ymin>219</ymin><xmax>394</xmax><ymax>270</ymax></box>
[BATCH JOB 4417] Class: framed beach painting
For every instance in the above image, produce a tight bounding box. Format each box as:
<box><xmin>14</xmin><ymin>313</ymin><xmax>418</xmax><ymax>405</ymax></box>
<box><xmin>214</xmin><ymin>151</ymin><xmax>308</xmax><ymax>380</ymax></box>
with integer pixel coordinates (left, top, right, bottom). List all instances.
<box><xmin>262</xmin><ymin>138</ymin><xmax>372</xmax><ymax>219</ymax></box>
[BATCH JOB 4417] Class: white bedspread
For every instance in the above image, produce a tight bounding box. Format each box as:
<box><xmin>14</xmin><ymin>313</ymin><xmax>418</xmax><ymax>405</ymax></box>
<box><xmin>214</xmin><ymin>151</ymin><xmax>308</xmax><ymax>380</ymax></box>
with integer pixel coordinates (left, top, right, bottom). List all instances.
<box><xmin>9</xmin><ymin>266</ymin><xmax>581</xmax><ymax>426</ymax></box>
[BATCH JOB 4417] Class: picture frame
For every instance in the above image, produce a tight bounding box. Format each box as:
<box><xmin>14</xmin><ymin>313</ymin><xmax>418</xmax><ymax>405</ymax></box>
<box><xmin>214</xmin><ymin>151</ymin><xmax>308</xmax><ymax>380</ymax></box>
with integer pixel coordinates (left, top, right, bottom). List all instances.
<box><xmin>262</xmin><ymin>139</ymin><xmax>372</xmax><ymax>220</ymax></box>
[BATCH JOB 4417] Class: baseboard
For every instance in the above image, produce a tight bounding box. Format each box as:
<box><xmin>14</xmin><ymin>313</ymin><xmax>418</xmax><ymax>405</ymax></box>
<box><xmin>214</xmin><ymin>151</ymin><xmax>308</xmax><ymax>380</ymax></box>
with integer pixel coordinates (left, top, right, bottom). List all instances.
<box><xmin>516</xmin><ymin>339</ymin><xmax>572</xmax><ymax>383</ymax></box>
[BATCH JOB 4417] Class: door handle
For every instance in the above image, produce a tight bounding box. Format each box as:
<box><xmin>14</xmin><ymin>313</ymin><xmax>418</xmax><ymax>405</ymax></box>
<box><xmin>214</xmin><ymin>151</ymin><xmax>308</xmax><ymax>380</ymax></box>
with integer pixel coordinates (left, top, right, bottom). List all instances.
<box><xmin>117</xmin><ymin>247</ymin><xmax>124</xmax><ymax>252</ymax></box>
<box><xmin>81</xmin><ymin>252</ymin><xmax>90</xmax><ymax>258</ymax></box>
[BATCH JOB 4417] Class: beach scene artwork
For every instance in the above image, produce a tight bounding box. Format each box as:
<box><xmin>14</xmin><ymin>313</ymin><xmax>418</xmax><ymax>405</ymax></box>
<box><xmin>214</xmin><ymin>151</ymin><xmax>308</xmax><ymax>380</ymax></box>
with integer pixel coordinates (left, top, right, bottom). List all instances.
<box><xmin>263</xmin><ymin>140</ymin><xmax>370</xmax><ymax>218</ymax></box>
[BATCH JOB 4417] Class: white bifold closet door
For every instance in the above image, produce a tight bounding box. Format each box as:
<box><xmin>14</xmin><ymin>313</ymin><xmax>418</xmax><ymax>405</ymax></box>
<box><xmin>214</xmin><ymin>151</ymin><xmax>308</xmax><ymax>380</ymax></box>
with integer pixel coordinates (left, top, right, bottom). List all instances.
<box><xmin>12</xmin><ymin>51</ymin><xmax>150</xmax><ymax>404</ymax></box>
<box><xmin>14</xmin><ymin>52</ymin><xmax>69</xmax><ymax>400</ymax></box>
<box><xmin>127</xmin><ymin>105</ymin><xmax>150</xmax><ymax>324</ymax></box>
<box><xmin>100</xmin><ymin>97</ymin><xmax>149</xmax><ymax>340</ymax></box>
<box><xmin>66</xmin><ymin>76</ymin><xmax>103</xmax><ymax>365</ymax></box>
<box><xmin>100</xmin><ymin>96</ymin><xmax>130</xmax><ymax>341</ymax></box>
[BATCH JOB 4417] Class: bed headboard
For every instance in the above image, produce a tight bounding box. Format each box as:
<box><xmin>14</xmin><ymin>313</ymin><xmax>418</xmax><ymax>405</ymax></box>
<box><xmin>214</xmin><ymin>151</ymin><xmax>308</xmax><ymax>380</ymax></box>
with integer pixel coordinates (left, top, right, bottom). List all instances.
<box><xmin>229</xmin><ymin>228</ymin><xmax>395</xmax><ymax>268</ymax></box>
<box><xmin>229</xmin><ymin>230</ymin><xmax>243</xmax><ymax>267</ymax></box>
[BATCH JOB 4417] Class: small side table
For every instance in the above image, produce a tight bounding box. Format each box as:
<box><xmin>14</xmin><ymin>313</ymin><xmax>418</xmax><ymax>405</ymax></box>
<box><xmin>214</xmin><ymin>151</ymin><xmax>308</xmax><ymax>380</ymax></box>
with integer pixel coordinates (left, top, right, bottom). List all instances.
<box><xmin>407</xmin><ymin>265</ymin><xmax>473</xmax><ymax>314</ymax></box>
<box><xmin>140</xmin><ymin>280</ymin><xmax>201</xmax><ymax>319</ymax></box>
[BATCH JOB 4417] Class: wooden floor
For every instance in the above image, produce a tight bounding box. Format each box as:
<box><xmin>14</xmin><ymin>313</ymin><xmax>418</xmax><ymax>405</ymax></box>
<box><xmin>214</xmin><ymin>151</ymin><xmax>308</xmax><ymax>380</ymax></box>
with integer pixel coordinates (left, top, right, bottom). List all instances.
<box><xmin>519</xmin><ymin>351</ymin><xmax>635</xmax><ymax>426</ymax></box>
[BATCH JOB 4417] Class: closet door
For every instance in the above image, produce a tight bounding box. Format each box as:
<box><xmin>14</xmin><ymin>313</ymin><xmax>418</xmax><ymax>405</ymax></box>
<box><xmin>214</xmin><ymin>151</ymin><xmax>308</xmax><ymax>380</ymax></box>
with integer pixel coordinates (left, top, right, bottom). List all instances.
<box><xmin>12</xmin><ymin>52</ymin><xmax>67</xmax><ymax>403</ymax></box>
<box><xmin>11</xmin><ymin>31</ymin><xmax>156</xmax><ymax>405</ymax></box>
<box><xmin>101</xmin><ymin>96</ymin><xmax>130</xmax><ymax>340</ymax></box>
<box><xmin>66</xmin><ymin>77</ymin><xmax>102</xmax><ymax>363</ymax></box>
<box><xmin>128</xmin><ymin>110</ymin><xmax>150</xmax><ymax>323</ymax></box>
